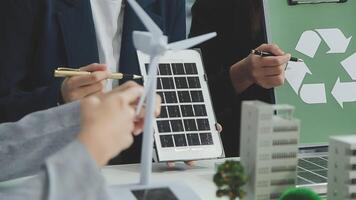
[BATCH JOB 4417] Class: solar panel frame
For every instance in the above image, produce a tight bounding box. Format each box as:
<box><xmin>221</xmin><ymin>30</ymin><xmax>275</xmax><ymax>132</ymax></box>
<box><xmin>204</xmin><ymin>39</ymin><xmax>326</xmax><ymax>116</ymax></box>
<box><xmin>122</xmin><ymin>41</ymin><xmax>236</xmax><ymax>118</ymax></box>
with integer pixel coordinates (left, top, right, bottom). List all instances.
<box><xmin>136</xmin><ymin>49</ymin><xmax>225</xmax><ymax>162</ymax></box>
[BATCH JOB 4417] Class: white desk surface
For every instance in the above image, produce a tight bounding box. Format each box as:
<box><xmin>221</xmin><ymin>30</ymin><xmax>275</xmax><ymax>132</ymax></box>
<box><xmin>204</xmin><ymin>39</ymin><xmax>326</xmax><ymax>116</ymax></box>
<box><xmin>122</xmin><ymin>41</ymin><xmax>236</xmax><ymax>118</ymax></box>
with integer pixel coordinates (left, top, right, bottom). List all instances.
<box><xmin>0</xmin><ymin>158</ymin><xmax>238</xmax><ymax>200</ymax></box>
<box><xmin>102</xmin><ymin>158</ymin><xmax>238</xmax><ymax>200</ymax></box>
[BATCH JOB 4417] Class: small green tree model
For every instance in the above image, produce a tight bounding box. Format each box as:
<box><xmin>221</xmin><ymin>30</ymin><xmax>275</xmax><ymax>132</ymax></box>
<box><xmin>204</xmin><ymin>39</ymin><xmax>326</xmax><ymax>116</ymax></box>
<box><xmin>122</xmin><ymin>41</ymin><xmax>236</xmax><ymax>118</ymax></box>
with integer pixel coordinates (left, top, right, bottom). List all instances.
<box><xmin>279</xmin><ymin>188</ymin><xmax>322</xmax><ymax>200</ymax></box>
<box><xmin>213</xmin><ymin>160</ymin><xmax>248</xmax><ymax>200</ymax></box>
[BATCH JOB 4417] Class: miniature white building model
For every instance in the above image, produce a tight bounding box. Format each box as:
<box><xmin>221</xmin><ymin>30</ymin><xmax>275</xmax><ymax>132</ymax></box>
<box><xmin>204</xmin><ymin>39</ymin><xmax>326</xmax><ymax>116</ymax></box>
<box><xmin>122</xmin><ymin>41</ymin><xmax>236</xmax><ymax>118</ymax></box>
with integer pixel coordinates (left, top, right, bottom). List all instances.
<box><xmin>328</xmin><ymin>136</ymin><xmax>356</xmax><ymax>200</ymax></box>
<box><xmin>240</xmin><ymin>101</ymin><xmax>300</xmax><ymax>200</ymax></box>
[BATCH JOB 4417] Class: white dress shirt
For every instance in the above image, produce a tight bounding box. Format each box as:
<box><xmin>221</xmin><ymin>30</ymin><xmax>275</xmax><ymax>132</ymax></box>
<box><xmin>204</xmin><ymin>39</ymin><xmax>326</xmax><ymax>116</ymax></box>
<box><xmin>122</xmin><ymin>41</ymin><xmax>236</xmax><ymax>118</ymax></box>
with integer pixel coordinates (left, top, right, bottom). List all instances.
<box><xmin>90</xmin><ymin>0</ymin><xmax>124</xmax><ymax>91</ymax></box>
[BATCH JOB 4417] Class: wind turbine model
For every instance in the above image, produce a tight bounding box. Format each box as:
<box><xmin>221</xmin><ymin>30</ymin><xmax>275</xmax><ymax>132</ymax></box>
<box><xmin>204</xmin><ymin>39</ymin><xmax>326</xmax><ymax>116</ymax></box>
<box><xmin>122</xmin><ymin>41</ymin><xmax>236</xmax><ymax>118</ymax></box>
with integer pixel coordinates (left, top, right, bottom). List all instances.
<box><xmin>107</xmin><ymin>0</ymin><xmax>216</xmax><ymax>199</ymax></box>
<box><xmin>127</xmin><ymin>0</ymin><xmax>216</xmax><ymax>184</ymax></box>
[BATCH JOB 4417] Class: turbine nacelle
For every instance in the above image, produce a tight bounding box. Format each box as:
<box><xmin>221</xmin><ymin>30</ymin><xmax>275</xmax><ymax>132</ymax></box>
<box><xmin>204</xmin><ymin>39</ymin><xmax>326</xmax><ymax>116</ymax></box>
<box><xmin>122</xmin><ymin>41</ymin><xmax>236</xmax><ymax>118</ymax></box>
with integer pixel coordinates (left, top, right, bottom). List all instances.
<box><xmin>133</xmin><ymin>31</ymin><xmax>168</xmax><ymax>56</ymax></box>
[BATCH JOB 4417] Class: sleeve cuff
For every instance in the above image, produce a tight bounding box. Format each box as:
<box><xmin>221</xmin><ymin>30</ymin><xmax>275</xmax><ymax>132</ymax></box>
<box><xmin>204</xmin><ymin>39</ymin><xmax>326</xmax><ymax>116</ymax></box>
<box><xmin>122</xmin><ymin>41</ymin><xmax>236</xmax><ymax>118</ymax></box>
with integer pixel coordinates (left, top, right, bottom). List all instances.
<box><xmin>45</xmin><ymin>140</ymin><xmax>108</xmax><ymax>200</ymax></box>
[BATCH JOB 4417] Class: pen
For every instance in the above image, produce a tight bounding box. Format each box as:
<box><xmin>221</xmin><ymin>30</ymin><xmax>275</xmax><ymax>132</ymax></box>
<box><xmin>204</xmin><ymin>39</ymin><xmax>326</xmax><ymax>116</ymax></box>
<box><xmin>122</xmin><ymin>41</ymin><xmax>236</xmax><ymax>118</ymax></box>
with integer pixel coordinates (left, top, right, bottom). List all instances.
<box><xmin>251</xmin><ymin>50</ymin><xmax>304</xmax><ymax>62</ymax></box>
<box><xmin>54</xmin><ymin>67</ymin><xmax>142</xmax><ymax>80</ymax></box>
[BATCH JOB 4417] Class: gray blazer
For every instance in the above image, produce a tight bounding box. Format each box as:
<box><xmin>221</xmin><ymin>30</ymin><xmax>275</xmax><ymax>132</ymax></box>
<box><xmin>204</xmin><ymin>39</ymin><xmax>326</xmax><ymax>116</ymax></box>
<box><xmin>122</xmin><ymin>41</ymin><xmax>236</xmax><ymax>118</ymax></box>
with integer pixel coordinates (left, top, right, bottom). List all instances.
<box><xmin>0</xmin><ymin>102</ymin><xmax>110</xmax><ymax>200</ymax></box>
<box><xmin>0</xmin><ymin>102</ymin><xmax>80</xmax><ymax>181</ymax></box>
<box><xmin>0</xmin><ymin>141</ymin><xmax>110</xmax><ymax>200</ymax></box>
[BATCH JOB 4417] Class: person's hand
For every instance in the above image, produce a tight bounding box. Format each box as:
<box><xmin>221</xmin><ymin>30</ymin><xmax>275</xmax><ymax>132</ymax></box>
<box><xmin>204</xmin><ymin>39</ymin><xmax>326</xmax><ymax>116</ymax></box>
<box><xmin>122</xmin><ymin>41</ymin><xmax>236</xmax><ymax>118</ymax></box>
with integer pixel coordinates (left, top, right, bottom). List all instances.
<box><xmin>61</xmin><ymin>63</ymin><xmax>110</xmax><ymax>103</ymax></box>
<box><xmin>229</xmin><ymin>44</ymin><xmax>291</xmax><ymax>94</ymax></box>
<box><xmin>78</xmin><ymin>81</ymin><xmax>161</xmax><ymax>166</ymax></box>
<box><xmin>134</xmin><ymin>94</ymin><xmax>162</xmax><ymax>135</ymax></box>
<box><xmin>166</xmin><ymin>123</ymin><xmax>223</xmax><ymax>168</ymax></box>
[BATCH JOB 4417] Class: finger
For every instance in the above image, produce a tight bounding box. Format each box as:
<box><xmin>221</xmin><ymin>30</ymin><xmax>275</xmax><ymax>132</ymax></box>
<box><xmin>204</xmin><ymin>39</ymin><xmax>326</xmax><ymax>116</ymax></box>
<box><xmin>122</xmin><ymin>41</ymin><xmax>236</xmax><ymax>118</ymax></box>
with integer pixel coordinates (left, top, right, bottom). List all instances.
<box><xmin>81</xmin><ymin>95</ymin><xmax>101</xmax><ymax>109</ymax></box>
<box><xmin>262</xmin><ymin>65</ymin><xmax>285</xmax><ymax>77</ymax></box>
<box><xmin>262</xmin><ymin>75</ymin><xmax>285</xmax><ymax>88</ymax></box>
<box><xmin>108</xmin><ymin>81</ymin><xmax>141</xmax><ymax>100</ymax></box>
<box><xmin>215</xmin><ymin>123</ymin><xmax>223</xmax><ymax>133</ymax></box>
<box><xmin>111</xmin><ymin>81</ymin><xmax>140</xmax><ymax>93</ymax></box>
<box><xmin>155</xmin><ymin>94</ymin><xmax>162</xmax><ymax>117</ymax></box>
<box><xmin>67</xmin><ymin>71</ymin><xmax>110</xmax><ymax>88</ymax></box>
<box><xmin>116</xmin><ymin>85</ymin><xmax>144</xmax><ymax>104</ymax></box>
<box><xmin>100</xmin><ymin>80</ymin><xmax>107</xmax><ymax>90</ymax></box>
<box><xmin>257</xmin><ymin>43</ymin><xmax>285</xmax><ymax>56</ymax></box>
<box><xmin>167</xmin><ymin>162</ymin><xmax>175</xmax><ymax>168</ymax></box>
<box><xmin>133</xmin><ymin>119</ymin><xmax>144</xmax><ymax>136</ymax></box>
<box><xmin>136</xmin><ymin>105</ymin><xmax>146</xmax><ymax>119</ymax></box>
<box><xmin>76</xmin><ymin>82</ymin><xmax>106</xmax><ymax>98</ymax></box>
<box><xmin>91</xmin><ymin>80</ymin><xmax>107</xmax><ymax>94</ymax></box>
<box><xmin>85</xmin><ymin>90</ymin><xmax>105</xmax><ymax>98</ymax></box>
<box><xmin>185</xmin><ymin>161</ymin><xmax>195</xmax><ymax>167</ymax></box>
<box><xmin>135</xmin><ymin>93</ymin><xmax>161</xmax><ymax>117</ymax></box>
<box><xmin>80</xmin><ymin>63</ymin><xmax>108</xmax><ymax>72</ymax></box>
<box><xmin>259</xmin><ymin>54</ymin><xmax>291</xmax><ymax>67</ymax></box>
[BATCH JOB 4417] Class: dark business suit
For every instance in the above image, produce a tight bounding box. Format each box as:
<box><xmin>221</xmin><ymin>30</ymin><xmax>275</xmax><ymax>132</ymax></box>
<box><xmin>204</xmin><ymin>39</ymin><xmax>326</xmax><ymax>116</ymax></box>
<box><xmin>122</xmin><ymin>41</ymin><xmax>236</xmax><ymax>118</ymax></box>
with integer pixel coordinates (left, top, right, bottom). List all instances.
<box><xmin>0</xmin><ymin>0</ymin><xmax>186</xmax><ymax>163</ymax></box>
<box><xmin>189</xmin><ymin>0</ymin><xmax>274</xmax><ymax>157</ymax></box>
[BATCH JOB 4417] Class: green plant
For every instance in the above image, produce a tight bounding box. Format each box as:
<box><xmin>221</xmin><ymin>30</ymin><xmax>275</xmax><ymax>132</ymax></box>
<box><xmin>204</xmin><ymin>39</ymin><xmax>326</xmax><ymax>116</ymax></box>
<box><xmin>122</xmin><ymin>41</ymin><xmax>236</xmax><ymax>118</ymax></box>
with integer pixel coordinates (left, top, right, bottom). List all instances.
<box><xmin>279</xmin><ymin>188</ymin><xmax>322</xmax><ymax>200</ymax></box>
<box><xmin>213</xmin><ymin>160</ymin><xmax>248</xmax><ymax>200</ymax></box>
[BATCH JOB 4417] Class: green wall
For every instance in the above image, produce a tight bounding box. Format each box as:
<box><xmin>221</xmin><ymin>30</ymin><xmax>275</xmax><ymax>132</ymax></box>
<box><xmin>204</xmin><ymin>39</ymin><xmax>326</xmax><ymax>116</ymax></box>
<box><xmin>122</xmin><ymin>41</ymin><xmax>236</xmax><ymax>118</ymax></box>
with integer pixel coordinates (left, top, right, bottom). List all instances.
<box><xmin>264</xmin><ymin>0</ymin><xmax>356</xmax><ymax>144</ymax></box>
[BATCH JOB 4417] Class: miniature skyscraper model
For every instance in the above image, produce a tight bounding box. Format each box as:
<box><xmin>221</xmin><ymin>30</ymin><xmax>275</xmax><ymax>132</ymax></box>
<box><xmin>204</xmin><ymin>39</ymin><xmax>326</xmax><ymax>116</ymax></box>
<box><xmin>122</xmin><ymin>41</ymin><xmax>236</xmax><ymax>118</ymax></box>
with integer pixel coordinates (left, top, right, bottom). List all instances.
<box><xmin>240</xmin><ymin>101</ymin><xmax>300</xmax><ymax>200</ymax></box>
<box><xmin>328</xmin><ymin>136</ymin><xmax>356</xmax><ymax>200</ymax></box>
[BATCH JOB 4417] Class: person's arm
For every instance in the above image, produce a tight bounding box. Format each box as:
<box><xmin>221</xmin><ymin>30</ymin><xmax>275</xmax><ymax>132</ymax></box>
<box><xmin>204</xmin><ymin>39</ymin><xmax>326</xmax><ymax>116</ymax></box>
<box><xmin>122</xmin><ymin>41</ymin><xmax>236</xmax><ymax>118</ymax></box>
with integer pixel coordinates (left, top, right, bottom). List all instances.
<box><xmin>0</xmin><ymin>1</ymin><xmax>109</xmax><ymax>123</ymax></box>
<box><xmin>229</xmin><ymin>44</ymin><xmax>290</xmax><ymax>94</ymax></box>
<box><xmin>0</xmin><ymin>81</ymin><xmax>156</xmax><ymax>200</ymax></box>
<box><xmin>189</xmin><ymin>0</ymin><xmax>290</xmax><ymax>102</ymax></box>
<box><xmin>0</xmin><ymin>141</ymin><xmax>109</xmax><ymax>200</ymax></box>
<box><xmin>0</xmin><ymin>102</ymin><xmax>81</xmax><ymax>181</ymax></box>
<box><xmin>189</xmin><ymin>0</ymin><xmax>237</xmax><ymax>116</ymax></box>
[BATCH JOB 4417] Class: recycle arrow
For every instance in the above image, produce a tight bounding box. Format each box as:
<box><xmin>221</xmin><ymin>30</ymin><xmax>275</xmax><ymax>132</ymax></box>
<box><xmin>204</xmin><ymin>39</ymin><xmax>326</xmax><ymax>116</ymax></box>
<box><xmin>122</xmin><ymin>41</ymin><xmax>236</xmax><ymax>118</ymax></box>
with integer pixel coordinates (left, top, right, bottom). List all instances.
<box><xmin>341</xmin><ymin>52</ymin><xmax>356</xmax><ymax>81</ymax></box>
<box><xmin>295</xmin><ymin>30</ymin><xmax>322</xmax><ymax>58</ymax></box>
<box><xmin>300</xmin><ymin>83</ymin><xmax>327</xmax><ymax>104</ymax></box>
<box><xmin>285</xmin><ymin>61</ymin><xmax>312</xmax><ymax>94</ymax></box>
<box><xmin>316</xmin><ymin>28</ymin><xmax>352</xmax><ymax>54</ymax></box>
<box><xmin>331</xmin><ymin>78</ymin><xmax>356</xmax><ymax>108</ymax></box>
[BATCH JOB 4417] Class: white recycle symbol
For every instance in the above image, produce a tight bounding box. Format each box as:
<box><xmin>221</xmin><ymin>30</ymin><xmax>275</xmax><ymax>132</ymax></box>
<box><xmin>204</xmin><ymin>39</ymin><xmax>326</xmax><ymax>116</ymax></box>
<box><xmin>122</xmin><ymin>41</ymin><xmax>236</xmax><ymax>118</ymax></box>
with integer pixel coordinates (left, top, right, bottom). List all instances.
<box><xmin>285</xmin><ymin>28</ymin><xmax>356</xmax><ymax>108</ymax></box>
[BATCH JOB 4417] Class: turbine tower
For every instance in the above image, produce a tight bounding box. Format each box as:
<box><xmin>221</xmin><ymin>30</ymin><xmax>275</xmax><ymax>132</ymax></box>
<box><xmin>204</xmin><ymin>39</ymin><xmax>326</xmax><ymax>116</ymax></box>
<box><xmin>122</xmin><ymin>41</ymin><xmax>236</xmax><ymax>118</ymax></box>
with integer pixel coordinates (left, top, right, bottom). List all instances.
<box><xmin>126</xmin><ymin>0</ymin><xmax>217</xmax><ymax>185</ymax></box>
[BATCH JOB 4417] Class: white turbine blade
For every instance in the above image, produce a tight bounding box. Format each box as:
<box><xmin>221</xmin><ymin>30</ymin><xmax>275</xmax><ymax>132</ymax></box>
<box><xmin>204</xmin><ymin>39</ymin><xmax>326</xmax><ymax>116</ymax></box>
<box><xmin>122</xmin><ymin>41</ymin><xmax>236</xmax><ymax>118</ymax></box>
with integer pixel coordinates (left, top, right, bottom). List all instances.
<box><xmin>127</xmin><ymin>0</ymin><xmax>163</xmax><ymax>36</ymax></box>
<box><xmin>136</xmin><ymin>56</ymin><xmax>160</xmax><ymax>116</ymax></box>
<box><xmin>133</xmin><ymin>31</ymin><xmax>153</xmax><ymax>54</ymax></box>
<box><xmin>168</xmin><ymin>32</ymin><xmax>217</xmax><ymax>50</ymax></box>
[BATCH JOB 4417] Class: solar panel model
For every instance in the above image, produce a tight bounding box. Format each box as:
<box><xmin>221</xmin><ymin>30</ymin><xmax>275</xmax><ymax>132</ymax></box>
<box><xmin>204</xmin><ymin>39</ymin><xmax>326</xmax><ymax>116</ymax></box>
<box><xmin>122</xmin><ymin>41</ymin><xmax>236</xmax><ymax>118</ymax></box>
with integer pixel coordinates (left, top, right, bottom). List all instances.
<box><xmin>297</xmin><ymin>156</ymin><xmax>328</xmax><ymax>186</ymax></box>
<box><xmin>136</xmin><ymin>50</ymin><xmax>224</xmax><ymax>162</ymax></box>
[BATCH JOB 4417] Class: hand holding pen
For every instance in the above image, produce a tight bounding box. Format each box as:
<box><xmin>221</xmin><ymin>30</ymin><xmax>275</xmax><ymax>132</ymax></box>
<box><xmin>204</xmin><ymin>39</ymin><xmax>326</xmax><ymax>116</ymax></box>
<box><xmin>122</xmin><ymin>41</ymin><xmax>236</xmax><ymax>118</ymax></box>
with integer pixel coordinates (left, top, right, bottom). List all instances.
<box><xmin>251</xmin><ymin>49</ymin><xmax>303</xmax><ymax>62</ymax></box>
<box><xmin>55</xmin><ymin>63</ymin><xmax>143</xmax><ymax>103</ymax></box>
<box><xmin>58</xmin><ymin>64</ymin><xmax>110</xmax><ymax>103</ymax></box>
<box><xmin>55</xmin><ymin>68</ymin><xmax>142</xmax><ymax>80</ymax></box>
<box><xmin>230</xmin><ymin>44</ymin><xmax>291</xmax><ymax>93</ymax></box>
